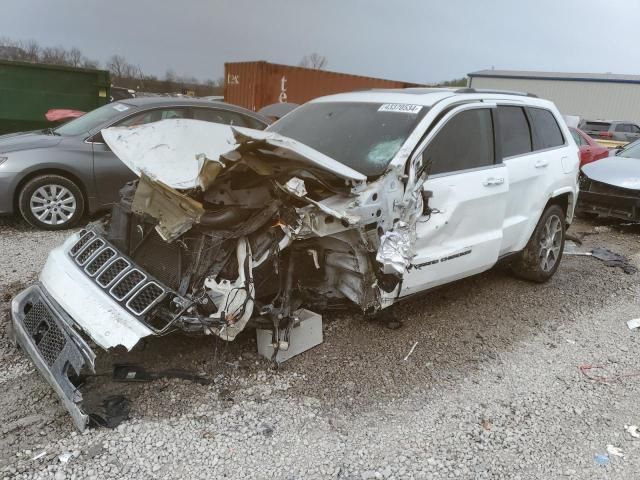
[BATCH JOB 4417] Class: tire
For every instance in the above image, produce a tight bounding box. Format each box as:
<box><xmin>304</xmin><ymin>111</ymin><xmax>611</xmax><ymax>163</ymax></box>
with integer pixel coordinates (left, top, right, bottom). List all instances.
<box><xmin>511</xmin><ymin>204</ymin><xmax>566</xmax><ymax>283</ymax></box>
<box><xmin>18</xmin><ymin>174</ymin><xmax>85</xmax><ymax>230</ymax></box>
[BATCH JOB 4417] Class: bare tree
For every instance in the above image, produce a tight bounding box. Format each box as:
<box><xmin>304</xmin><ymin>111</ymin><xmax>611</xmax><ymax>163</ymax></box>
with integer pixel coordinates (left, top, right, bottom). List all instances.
<box><xmin>299</xmin><ymin>53</ymin><xmax>328</xmax><ymax>70</ymax></box>
<box><xmin>18</xmin><ymin>39</ymin><xmax>40</xmax><ymax>61</ymax></box>
<box><xmin>41</xmin><ymin>46</ymin><xmax>68</xmax><ymax>65</ymax></box>
<box><xmin>67</xmin><ymin>47</ymin><xmax>83</xmax><ymax>67</ymax></box>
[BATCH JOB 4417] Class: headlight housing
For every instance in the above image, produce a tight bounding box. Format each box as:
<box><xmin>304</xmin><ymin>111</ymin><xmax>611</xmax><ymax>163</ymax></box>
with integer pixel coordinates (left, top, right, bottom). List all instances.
<box><xmin>0</xmin><ymin>156</ymin><xmax>7</xmax><ymax>167</ymax></box>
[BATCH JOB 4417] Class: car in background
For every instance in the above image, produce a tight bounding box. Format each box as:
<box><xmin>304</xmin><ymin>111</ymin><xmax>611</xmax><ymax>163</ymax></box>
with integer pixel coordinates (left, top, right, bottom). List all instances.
<box><xmin>579</xmin><ymin>120</ymin><xmax>640</xmax><ymax>146</ymax></box>
<box><xmin>577</xmin><ymin>138</ymin><xmax>640</xmax><ymax>221</ymax></box>
<box><xmin>0</xmin><ymin>97</ymin><xmax>270</xmax><ymax>230</ymax></box>
<box><xmin>569</xmin><ymin>127</ymin><xmax>609</xmax><ymax>166</ymax></box>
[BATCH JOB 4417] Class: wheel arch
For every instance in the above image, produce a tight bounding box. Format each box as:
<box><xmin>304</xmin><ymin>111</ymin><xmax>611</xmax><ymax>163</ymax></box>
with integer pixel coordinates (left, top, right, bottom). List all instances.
<box><xmin>545</xmin><ymin>189</ymin><xmax>575</xmax><ymax>225</ymax></box>
<box><xmin>13</xmin><ymin>168</ymin><xmax>89</xmax><ymax>213</ymax></box>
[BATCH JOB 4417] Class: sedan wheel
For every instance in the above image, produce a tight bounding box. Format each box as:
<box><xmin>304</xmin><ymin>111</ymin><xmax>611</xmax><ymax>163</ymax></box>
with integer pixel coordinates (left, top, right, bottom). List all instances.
<box><xmin>18</xmin><ymin>174</ymin><xmax>85</xmax><ymax>230</ymax></box>
<box><xmin>30</xmin><ymin>184</ymin><xmax>77</xmax><ymax>226</ymax></box>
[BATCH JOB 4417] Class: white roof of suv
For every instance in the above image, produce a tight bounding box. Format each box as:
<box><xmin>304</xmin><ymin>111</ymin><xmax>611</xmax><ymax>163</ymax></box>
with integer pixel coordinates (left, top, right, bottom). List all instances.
<box><xmin>311</xmin><ymin>87</ymin><xmax>552</xmax><ymax>109</ymax></box>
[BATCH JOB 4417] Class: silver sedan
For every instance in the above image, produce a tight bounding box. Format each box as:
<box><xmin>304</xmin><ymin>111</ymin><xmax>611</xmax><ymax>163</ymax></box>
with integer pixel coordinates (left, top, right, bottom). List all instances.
<box><xmin>0</xmin><ymin>97</ymin><xmax>269</xmax><ymax>229</ymax></box>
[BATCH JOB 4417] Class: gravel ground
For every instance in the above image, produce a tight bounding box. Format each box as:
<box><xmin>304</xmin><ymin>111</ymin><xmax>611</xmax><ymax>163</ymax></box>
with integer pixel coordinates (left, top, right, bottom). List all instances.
<box><xmin>1</xmin><ymin>215</ymin><xmax>639</xmax><ymax>479</ymax></box>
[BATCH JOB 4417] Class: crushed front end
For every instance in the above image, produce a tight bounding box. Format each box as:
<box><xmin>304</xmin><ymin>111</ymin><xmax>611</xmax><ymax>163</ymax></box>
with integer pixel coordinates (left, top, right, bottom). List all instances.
<box><xmin>11</xmin><ymin>119</ymin><xmax>421</xmax><ymax>429</ymax></box>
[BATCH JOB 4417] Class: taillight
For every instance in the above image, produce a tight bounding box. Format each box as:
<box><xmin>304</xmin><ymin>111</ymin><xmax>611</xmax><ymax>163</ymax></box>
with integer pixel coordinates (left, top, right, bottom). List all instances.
<box><xmin>599</xmin><ymin>131</ymin><xmax>613</xmax><ymax>138</ymax></box>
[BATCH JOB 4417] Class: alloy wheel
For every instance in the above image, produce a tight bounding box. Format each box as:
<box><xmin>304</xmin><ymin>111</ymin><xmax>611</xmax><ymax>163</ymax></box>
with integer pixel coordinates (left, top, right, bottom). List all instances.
<box><xmin>539</xmin><ymin>214</ymin><xmax>562</xmax><ymax>272</ymax></box>
<box><xmin>29</xmin><ymin>184</ymin><xmax>77</xmax><ymax>226</ymax></box>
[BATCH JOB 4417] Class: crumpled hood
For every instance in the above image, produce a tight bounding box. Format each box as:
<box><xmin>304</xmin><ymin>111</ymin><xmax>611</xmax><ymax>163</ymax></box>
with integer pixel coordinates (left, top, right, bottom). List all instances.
<box><xmin>0</xmin><ymin>131</ymin><xmax>62</xmax><ymax>153</ymax></box>
<box><xmin>582</xmin><ymin>156</ymin><xmax>640</xmax><ymax>191</ymax></box>
<box><xmin>102</xmin><ymin>118</ymin><xmax>365</xmax><ymax>189</ymax></box>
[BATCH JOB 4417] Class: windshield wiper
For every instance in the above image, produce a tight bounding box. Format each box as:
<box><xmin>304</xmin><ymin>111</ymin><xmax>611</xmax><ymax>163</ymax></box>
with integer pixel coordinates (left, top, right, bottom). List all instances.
<box><xmin>43</xmin><ymin>128</ymin><xmax>60</xmax><ymax>136</ymax></box>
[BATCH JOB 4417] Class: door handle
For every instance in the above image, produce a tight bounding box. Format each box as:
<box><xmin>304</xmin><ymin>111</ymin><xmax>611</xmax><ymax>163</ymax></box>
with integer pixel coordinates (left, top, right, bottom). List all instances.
<box><xmin>535</xmin><ymin>159</ymin><xmax>549</xmax><ymax>168</ymax></box>
<box><xmin>483</xmin><ymin>177</ymin><xmax>504</xmax><ymax>187</ymax></box>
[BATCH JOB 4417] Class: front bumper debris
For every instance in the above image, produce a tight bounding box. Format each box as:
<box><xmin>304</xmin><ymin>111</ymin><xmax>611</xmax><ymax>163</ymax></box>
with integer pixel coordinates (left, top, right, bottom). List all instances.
<box><xmin>11</xmin><ymin>284</ymin><xmax>96</xmax><ymax>431</ymax></box>
<box><xmin>577</xmin><ymin>179</ymin><xmax>640</xmax><ymax>222</ymax></box>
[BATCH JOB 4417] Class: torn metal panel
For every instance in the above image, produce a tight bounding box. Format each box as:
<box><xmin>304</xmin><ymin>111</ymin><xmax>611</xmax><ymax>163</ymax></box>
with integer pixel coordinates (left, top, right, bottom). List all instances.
<box><xmin>102</xmin><ymin>119</ymin><xmax>238</xmax><ymax>189</ymax></box>
<box><xmin>131</xmin><ymin>173</ymin><xmax>205</xmax><ymax>242</ymax></box>
<box><xmin>376</xmin><ymin>222</ymin><xmax>415</xmax><ymax>275</ymax></box>
<box><xmin>228</xmin><ymin>127</ymin><xmax>368</xmax><ymax>182</ymax></box>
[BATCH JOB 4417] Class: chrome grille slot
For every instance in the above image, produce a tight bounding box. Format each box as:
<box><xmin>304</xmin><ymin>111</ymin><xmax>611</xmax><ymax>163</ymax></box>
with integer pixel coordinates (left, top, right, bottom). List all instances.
<box><xmin>126</xmin><ymin>282</ymin><xmax>165</xmax><ymax>315</ymax></box>
<box><xmin>76</xmin><ymin>239</ymin><xmax>105</xmax><ymax>265</ymax></box>
<box><xmin>67</xmin><ymin>231</ymin><xmax>182</xmax><ymax>322</ymax></box>
<box><xmin>97</xmin><ymin>258</ymin><xmax>130</xmax><ymax>287</ymax></box>
<box><xmin>69</xmin><ymin>230</ymin><xmax>94</xmax><ymax>256</ymax></box>
<box><xmin>110</xmin><ymin>269</ymin><xmax>146</xmax><ymax>301</ymax></box>
<box><xmin>85</xmin><ymin>248</ymin><xmax>116</xmax><ymax>276</ymax></box>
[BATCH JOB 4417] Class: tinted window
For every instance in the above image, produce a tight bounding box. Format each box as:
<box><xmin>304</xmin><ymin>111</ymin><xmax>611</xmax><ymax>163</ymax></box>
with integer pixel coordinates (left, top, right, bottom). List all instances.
<box><xmin>570</xmin><ymin>128</ymin><xmax>586</xmax><ymax>146</ymax></box>
<box><xmin>55</xmin><ymin>103</ymin><xmax>132</xmax><ymax>135</ymax></box>
<box><xmin>496</xmin><ymin>106</ymin><xmax>532</xmax><ymax>158</ymax></box>
<box><xmin>529</xmin><ymin>108</ymin><xmax>564</xmax><ymax>150</ymax></box>
<box><xmin>118</xmin><ymin>108</ymin><xmax>187</xmax><ymax>127</ymax></box>
<box><xmin>422</xmin><ymin>109</ymin><xmax>494</xmax><ymax>175</ymax></box>
<box><xmin>268</xmin><ymin>102</ymin><xmax>428</xmax><ymax>177</ymax></box>
<box><xmin>631</xmin><ymin>125</ymin><xmax>640</xmax><ymax>134</ymax></box>
<box><xmin>615</xmin><ymin>124</ymin><xmax>630</xmax><ymax>133</ymax></box>
<box><xmin>192</xmin><ymin>108</ymin><xmax>256</xmax><ymax>127</ymax></box>
<box><xmin>582</xmin><ymin>121</ymin><xmax>610</xmax><ymax>132</ymax></box>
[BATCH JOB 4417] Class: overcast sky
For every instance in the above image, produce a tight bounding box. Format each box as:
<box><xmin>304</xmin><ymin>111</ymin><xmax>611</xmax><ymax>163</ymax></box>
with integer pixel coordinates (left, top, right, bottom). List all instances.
<box><xmin>2</xmin><ymin>0</ymin><xmax>638</xmax><ymax>83</ymax></box>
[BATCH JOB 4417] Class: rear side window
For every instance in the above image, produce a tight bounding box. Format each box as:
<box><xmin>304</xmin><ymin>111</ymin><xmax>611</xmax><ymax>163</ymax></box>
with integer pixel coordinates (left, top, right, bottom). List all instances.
<box><xmin>423</xmin><ymin>109</ymin><xmax>494</xmax><ymax>175</ymax></box>
<box><xmin>495</xmin><ymin>106</ymin><xmax>532</xmax><ymax>158</ymax></box>
<box><xmin>570</xmin><ymin>129</ymin><xmax>586</xmax><ymax>146</ymax></box>
<box><xmin>582</xmin><ymin>121</ymin><xmax>610</xmax><ymax>132</ymax></box>
<box><xmin>191</xmin><ymin>108</ymin><xmax>267</xmax><ymax>129</ymax></box>
<box><xmin>529</xmin><ymin>108</ymin><xmax>565</xmax><ymax>150</ymax></box>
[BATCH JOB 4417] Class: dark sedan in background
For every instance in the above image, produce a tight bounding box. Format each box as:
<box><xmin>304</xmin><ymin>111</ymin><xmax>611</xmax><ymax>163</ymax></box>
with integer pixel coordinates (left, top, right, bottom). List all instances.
<box><xmin>0</xmin><ymin>98</ymin><xmax>269</xmax><ymax>229</ymax></box>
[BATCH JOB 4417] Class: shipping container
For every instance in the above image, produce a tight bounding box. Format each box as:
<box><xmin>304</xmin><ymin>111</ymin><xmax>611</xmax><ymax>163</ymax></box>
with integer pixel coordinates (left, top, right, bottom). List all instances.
<box><xmin>224</xmin><ymin>61</ymin><xmax>421</xmax><ymax>111</ymax></box>
<box><xmin>0</xmin><ymin>60</ymin><xmax>110</xmax><ymax>134</ymax></box>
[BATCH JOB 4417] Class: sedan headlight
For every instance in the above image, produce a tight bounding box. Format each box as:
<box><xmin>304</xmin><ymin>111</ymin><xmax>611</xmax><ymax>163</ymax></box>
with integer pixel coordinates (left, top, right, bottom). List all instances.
<box><xmin>0</xmin><ymin>156</ymin><xmax>7</xmax><ymax>167</ymax></box>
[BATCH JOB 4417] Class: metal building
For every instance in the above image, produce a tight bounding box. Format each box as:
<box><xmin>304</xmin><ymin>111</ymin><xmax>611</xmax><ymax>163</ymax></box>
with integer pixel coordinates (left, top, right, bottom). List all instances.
<box><xmin>468</xmin><ymin>70</ymin><xmax>640</xmax><ymax>124</ymax></box>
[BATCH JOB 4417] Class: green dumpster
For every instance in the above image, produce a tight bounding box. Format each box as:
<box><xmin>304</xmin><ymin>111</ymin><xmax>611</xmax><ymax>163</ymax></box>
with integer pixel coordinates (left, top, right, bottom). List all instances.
<box><xmin>0</xmin><ymin>60</ymin><xmax>110</xmax><ymax>134</ymax></box>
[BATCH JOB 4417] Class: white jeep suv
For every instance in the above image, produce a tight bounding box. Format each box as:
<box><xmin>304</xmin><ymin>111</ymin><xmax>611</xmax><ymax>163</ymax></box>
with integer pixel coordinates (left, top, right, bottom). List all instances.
<box><xmin>12</xmin><ymin>88</ymin><xmax>579</xmax><ymax>430</ymax></box>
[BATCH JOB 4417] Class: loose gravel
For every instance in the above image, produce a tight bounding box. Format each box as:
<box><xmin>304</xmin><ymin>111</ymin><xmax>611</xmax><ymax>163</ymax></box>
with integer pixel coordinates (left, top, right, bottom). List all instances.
<box><xmin>1</xmin><ymin>216</ymin><xmax>639</xmax><ymax>479</ymax></box>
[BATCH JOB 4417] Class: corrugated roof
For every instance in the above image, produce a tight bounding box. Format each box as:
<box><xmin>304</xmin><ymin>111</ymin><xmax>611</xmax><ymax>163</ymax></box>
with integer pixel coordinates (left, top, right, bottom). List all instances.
<box><xmin>468</xmin><ymin>70</ymin><xmax>640</xmax><ymax>85</ymax></box>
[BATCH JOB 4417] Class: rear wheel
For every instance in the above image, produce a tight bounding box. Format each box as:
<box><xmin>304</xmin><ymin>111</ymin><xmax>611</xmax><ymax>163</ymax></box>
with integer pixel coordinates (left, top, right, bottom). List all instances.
<box><xmin>511</xmin><ymin>204</ymin><xmax>565</xmax><ymax>283</ymax></box>
<box><xmin>18</xmin><ymin>174</ymin><xmax>85</xmax><ymax>230</ymax></box>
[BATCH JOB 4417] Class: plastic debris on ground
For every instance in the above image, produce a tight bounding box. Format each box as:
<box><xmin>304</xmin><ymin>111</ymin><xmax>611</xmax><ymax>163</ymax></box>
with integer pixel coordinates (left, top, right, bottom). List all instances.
<box><xmin>606</xmin><ymin>445</ymin><xmax>624</xmax><ymax>457</ymax></box>
<box><xmin>403</xmin><ymin>341</ymin><xmax>418</xmax><ymax>361</ymax></box>
<box><xmin>594</xmin><ymin>454</ymin><xmax>609</xmax><ymax>466</ymax></box>
<box><xmin>32</xmin><ymin>451</ymin><xmax>46</xmax><ymax>461</ymax></box>
<box><xmin>591</xmin><ymin>247</ymin><xmax>638</xmax><ymax>274</ymax></box>
<box><xmin>625</xmin><ymin>425</ymin><xmax>640</xmax><ymax>438</ymax></box>
<box><xmin>627</xmin><ymin>318</ymin><xmax>640</xmax><ymax>330</ymax></box>
<box><xmin>88</xmin><ymin>395</ymin><xmax>130</xmax><ymax>429</ymax></box>
<box><xmin>58</xmin><ymin>452</ymin><xmax>73</xmax><ymax>463</ymax></box>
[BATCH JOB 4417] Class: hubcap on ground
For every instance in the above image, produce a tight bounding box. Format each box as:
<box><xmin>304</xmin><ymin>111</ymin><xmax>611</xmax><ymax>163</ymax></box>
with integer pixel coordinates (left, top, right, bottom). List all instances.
<box><xmin>539</xmin><ymin>214</ymin><xmax>562</xmax><ymax>272</ymax></box>
<box><xmin>30</xmin><ymin>185</ymin><xmax>77</xmax><ymax>226</ymax></box>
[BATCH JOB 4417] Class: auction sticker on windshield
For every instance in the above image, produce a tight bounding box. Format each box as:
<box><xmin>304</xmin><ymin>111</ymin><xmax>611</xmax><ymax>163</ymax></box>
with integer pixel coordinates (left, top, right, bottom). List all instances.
<box><xmin>378</xmin><ymin>104</ymin><xmax>423</xmax><ymax>114</ymax></box>
<box><xmin>112</xmin><ymin>104</ymin><xmax>130</xmax><ymax>112</ymax></box>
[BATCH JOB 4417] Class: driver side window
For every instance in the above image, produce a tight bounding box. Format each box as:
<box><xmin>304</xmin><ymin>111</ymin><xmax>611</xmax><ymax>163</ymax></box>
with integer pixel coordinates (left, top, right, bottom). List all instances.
<box><xmin>118</xmin><ymin>108</ymin><xmax>187</xmax><ymax>127</ymax></box>
<box><xmin>422</xmin><ymin>109</ymin><xmax>495</xmax><ymax>176</ymax></box>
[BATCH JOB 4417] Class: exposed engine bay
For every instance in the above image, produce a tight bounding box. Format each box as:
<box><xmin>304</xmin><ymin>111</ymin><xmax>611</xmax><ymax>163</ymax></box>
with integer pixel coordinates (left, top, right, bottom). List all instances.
<box><xmin>92</xmin><ymin>119</ymin><xmax>418</xmax><ymax>348</ymax></box>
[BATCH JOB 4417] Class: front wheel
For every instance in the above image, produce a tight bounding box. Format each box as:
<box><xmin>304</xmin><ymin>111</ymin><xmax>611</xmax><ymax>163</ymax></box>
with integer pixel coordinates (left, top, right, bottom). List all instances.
<box><xmin>18</xmin><ymin>174</ymin><xmax>85</xmax><ymax>230</ymax></box>
<box><xmin>511</xmin><ymin>204</ymin><xmax>565</xmax><ymax>283</ymax></box>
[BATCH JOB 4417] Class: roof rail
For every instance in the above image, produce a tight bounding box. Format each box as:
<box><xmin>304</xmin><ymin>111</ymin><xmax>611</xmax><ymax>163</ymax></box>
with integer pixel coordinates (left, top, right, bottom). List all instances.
<box><xmin>455</xmin><ymin>87</ymin><xmax>538</xmax><ymax>98</ymax></box>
